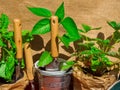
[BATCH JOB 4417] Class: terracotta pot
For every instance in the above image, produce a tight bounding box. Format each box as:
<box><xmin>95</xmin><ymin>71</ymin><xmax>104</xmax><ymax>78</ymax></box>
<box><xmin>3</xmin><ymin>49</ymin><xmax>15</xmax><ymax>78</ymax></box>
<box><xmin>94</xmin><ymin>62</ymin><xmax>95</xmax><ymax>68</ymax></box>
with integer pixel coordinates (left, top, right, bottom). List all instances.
<box><xmin>35</xmin><ymin>61</ymin><xmax>72</xmax><ymax>90</ymax></box>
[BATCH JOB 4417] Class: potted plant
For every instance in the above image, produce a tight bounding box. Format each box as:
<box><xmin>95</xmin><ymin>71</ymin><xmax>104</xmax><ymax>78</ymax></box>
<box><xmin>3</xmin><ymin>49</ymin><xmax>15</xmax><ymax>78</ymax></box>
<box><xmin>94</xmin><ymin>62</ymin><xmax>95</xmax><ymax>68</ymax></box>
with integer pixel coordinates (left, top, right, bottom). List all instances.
<box><xmin>0</xmin><ymin>13</ymin><xmax>33</xmax><ymax>89</ymax></box>
<box><xmin>73</xmin><ymin>21</ymin><xmax>120</xmax><ymax>90</ymax></box>
<box><xmin>28</xmin><ymin>2</ymin><xmax>80</xmax><ymax>90</ymax></box>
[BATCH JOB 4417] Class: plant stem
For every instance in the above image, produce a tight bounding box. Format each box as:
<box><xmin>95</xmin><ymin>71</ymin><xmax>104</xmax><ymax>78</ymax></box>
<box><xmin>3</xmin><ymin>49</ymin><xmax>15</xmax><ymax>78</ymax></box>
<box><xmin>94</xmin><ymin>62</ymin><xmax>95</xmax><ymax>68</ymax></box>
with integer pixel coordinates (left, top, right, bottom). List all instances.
<box><xmin>3</xmin><ymin>47</ymin><xmax>14</xmax><ymax>59</ymax></box>
<box><xmin>104</xmin><ymin>32</ymin><xmax>115</xmax><ymax>52</ymax></box>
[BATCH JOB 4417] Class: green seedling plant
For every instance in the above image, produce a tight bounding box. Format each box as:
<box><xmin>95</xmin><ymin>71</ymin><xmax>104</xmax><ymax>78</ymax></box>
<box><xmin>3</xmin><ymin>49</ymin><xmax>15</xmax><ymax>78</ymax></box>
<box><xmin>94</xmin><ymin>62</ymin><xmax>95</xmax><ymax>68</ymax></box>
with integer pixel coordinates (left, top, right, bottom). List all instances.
<box><xmin>0</xmin><ymin>13</ymin><xmax>33</xmax><ymax>82</ymax></box>
<box><xmin>28</xmin><ymin>2</ymin><xmax>80</xmax><ymax>71</ymax></box>
<box><xmin>75</xmin><ymin>21</ymin><xmax>120</xmax><ymax>76</ymax></box>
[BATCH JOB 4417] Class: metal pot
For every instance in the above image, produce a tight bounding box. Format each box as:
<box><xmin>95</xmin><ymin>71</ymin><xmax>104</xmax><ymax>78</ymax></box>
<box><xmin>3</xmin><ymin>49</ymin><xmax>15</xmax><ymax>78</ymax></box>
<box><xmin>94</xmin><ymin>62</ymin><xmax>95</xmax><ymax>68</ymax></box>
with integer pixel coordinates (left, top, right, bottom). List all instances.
<box><xmin>35</xmin><ymin>60</ymin><xmax>72</xmax><ymax>90</ymax></box>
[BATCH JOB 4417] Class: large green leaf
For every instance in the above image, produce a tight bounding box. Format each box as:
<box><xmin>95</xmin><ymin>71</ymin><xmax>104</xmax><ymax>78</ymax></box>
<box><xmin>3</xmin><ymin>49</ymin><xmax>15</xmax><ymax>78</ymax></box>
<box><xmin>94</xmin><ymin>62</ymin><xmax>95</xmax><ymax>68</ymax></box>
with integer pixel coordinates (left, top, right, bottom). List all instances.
<box><xmin>61</xmin><ymin>17</ymin><xmax>80</xmax><ymax>40</ymax></box>
<box><xmin>28</xmin><ymin>7</ymin><xmax>52</xmax><ymax>17</ymax></box>
<box><xmin>60</xmin><ymin>33</ymin><xmax>80</xmax><ymax>47</ymax></box>
<box><xmin>55</xmin><ymin>2</ymin><xmax>64</xmax><ymax>22</ymax></box>
<box><xmin>38</xmin><ymin>51</ymin><xmax>53</xmax><ymax>67</ymax></box>
<box><xmin>31</xmin><ymin>18</ymin><xmax>50</xmax><ymax>35</ymax></box>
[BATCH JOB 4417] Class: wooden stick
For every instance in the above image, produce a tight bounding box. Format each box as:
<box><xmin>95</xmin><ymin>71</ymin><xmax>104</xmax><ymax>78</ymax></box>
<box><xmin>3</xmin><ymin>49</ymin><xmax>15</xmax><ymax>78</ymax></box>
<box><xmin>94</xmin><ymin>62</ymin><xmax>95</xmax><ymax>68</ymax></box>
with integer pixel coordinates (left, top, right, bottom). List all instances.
<box><xmin>46</xmin><ymin>16</ymin><xmax>59</xmax><ymax>71</ymax></box>
<box><xmin>13</xmin><ymin>19</ymin><xmax>23</xmax><ymax>59</ymax></box>
<box><xmin>24</xmin><ymin>43</ymin><xmax>34</xmax><ymax>81</ymax></box>
<box><xmin>13</xmin><ymin>19</ymin><xmax>23</xmax><ymax>80</ymax></box>
<box><xmin>51</xmin><ymin>16</ymin><xmax>59</xmax><ymax>58</ymax></box>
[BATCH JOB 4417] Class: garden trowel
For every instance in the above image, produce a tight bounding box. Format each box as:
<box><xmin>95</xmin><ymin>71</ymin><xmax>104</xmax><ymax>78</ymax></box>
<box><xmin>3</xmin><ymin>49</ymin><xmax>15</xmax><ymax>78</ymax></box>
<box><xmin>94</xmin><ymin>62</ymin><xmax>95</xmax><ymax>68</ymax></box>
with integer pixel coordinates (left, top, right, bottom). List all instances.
<box><xmin>46</xmin><ymin>16</ymin><xmax>59</xmax><ymax>71</ymax></box>
<box><xmin>13</xmin><ymin>19</ymin><xmax>23</xmax><ymax>80</ymax></box>
<box><xmin>24</xmin><ymin>43</ymin><xmax>35</xmax><ymax>90</ymax></box>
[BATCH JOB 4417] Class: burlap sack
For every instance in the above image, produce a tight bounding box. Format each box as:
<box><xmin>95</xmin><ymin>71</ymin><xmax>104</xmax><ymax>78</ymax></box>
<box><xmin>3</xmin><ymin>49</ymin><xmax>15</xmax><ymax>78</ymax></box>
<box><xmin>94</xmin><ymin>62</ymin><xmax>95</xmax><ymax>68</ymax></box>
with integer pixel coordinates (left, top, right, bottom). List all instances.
<box><xmin>0</xmin><ymin>71</ymin><xmax>29</xmax><ymax>90</ymax></box>
<box><xmin>73</xmin><ymin>66</ymin><xmax>118</xmax><ymax>90</ymax></box>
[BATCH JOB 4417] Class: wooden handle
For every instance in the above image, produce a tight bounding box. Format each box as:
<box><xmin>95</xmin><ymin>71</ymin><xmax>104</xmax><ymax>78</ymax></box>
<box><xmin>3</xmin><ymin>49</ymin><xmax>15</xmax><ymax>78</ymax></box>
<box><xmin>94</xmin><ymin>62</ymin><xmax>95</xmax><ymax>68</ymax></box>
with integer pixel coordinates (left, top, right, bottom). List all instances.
<box><xmin>24</xmin><ymin>43</ymin><xmax>34</xmax><ymax>80</ymax></box>
<box><xmin>13</xmin><ymin>19</ymin><xmax>23</xmax><ymax>59</ymax></box>
<box><xmin>51</xmin><ymin>16</ymin><xmax>59</xmax><ymax>58</ymax></box>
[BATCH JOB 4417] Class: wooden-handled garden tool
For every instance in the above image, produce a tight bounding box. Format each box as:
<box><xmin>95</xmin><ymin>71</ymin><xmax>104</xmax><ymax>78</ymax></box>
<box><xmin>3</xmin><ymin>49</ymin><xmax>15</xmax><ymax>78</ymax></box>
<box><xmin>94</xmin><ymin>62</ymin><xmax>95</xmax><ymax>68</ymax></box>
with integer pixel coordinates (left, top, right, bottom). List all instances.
<box><xmin>24</xmin><ymin>43</ymin><xmax>35</xmax><ymax>90</ymax></box>
<box><xmin>46</xmin><ymin>16</ymin><xmax>59</xmax><ymax>71</ymax></box>
<box><xmin>51</xmin><ymin>16</ymin><xmax>59</xmax><ymax>59</ymax></box>
<box><xmin>13</xmin><ymin>19</ymin><xmax>23</xmax><ymax>80</ymax></box>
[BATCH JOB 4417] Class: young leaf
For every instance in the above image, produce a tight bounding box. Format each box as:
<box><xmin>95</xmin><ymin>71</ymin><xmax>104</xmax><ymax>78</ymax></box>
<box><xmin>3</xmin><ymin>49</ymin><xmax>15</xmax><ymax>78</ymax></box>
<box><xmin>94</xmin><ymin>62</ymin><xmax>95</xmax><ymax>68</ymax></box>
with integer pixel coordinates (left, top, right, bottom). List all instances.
<box><xmin>0</xmin><ymin>54</ymin><xmax>15</xmax><ymax>81</ymax></box>
<box><xmin>101</xmin><ymin>39</ymin><xmax>110</xmax><ymax>46</ymax></box>
<box><xmin>60</xmin><ymin>60</ymin><xmax>75</xmax><ymax>71</ymax></box>
<box><xmin>0</xmin><ymin>39</ymin><xmax>5</xmax><ymax>47</ymax></box>
<box><xmin>0</xmin><ymin>63</ymin><xmax>6</xmax><ymax>79</ymax></box>
<box><xmin>38</xmin><ymin>51</ymin><xmax>53</xmax><ymax>67</ymax></box>
<box><xmin>60</xmin><ymin>33</ymin><xmax>81</xmax><ymax>47</ymax></box>
<box><xmin>55</xmin><ymin>2</ymin><xmax>65</xmax><ymax>22</ymax></box>
<box><xmin>22</xmin><ymin>30</ymin><xmax>33</xmax><ymax>43</ymax></box>
<box><xmin>78</xmin><ymin>42</ymin><xmax>94</xmax><ymax>49</ymax></box>
<box><xmin>117</xmin><ymin>23</ymin><xmax>120</xmax><ymax>30</ymax></box>
<box><xmin>107</xmin><ymin>21</ymin><xmax>120</xmax><ymax>31</ymax></box>
<box><xmin>0</xmin><ymin>13</ymin><xmax>9</xmax><ymax>30</ymax></box>
<box><xmin>5</xmin><ymin>56</ymin><xmax>15</xmax><ymax>81</ymax></box>
<box><xmin>91</xmin><ymin>27</ymin><xmax>102</xmax><ymax>30</ymax></box>
<box><xmin>31</xmin><ymin>18</ymin><xmax>50</xmax><ymax>35</ymax></box>
<box><xmin>107</xmin><ymin>21</ymin><xmax>117</xmax><ymax>30</ymax></box>
<box><xmin>61</xmin><ymin>17</ymin><xmax>80</xmax><ymax>40</ymax></box>
<box><xmin>27</xmin><ymin>7</ymin><xmax>52</xmax><ymax>17</ymax></box>
<box><xmin>81</xmin><ymin>24</ymin><xmax>101</xmax><ymax>33</ymax></box>
<box><xmin>81</xmin><ymin>24</ymin><xmax>92</xmax><ymax>32</ymax></box>
<box><xmin>78</xmin><ymin>28</ymin><xmax>85</xmax><ymax>33</ymax></box>
<box><xmin>106</xmin><ymin>61</ymin><xmax>113</xmax><ymax>66</ymax></box>
<box><xmin>113</xmin><ymin>31</ymin><xmax>120</xmax><ymax>42</ymax></box>
<box><xmin>59</xmin><ymin>34</ymin><xmax>71</xmax><ymax>48</ymax></box>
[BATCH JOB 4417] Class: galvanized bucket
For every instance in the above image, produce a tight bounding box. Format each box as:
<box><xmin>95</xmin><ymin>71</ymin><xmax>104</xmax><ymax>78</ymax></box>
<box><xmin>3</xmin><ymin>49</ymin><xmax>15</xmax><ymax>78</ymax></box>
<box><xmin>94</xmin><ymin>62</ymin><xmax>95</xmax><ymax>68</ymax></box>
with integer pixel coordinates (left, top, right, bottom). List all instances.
<box><xmin>35</xmin><ymin>61</ymin><xmax>72</xmax><ymax>90</ymax></box>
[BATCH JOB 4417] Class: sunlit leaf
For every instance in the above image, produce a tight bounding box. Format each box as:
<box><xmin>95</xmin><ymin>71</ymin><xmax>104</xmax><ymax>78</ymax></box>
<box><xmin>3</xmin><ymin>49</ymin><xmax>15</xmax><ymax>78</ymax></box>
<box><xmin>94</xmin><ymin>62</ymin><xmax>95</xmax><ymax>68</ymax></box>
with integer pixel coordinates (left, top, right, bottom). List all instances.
<box><xmin>38</xmin><ymin>51</ymin><xmax>53</xmax><ymax>67</ymax></box>
<box><xmin>60</xmin><ymin>60</ymin><xmax>75</xmax><ymax>71</ymax></box>
<box><xmin>31</xmin><ymin>18</ymin><xmax>50</xmax><ymax>35</ymax></box>
<box><xmin>0</xmin><ymin>13</ymin><xmax>9</xmax><ymax>29</ymax></box>
<box><xmin>61</xmin><ymin>17</ymin><xmax>80</xmax><ymax>40</ymax></box>
<box><xmin>81</xmin><ymin>24</ymin><xmax>91</xmax><ymax>32</ymax></box>
<box><xmin>28</xmin><ymin>7</ymin><xmax>52</xmax><ymax>17</ymax></box>
<box><xmin>55</xmin><ymin>2</ymin><xmax>65</xmax><ymax>22</ymax></box>
<box><xmin>107</xmin><ymin>21</ymin><xmax>120</xmax><ymax>31</ymax></box>
<box><xmin>60</xmin><ymin>33</ymin><xmax>80</xmax><ymax>48</ymax></box>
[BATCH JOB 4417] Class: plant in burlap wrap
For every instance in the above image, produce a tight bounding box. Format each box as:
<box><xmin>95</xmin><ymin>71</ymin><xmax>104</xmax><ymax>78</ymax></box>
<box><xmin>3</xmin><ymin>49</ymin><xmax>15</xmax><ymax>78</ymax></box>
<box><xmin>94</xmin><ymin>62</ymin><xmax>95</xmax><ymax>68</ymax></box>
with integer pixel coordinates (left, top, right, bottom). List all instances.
<box><xmin>73</xmin><ymin>22</ymin><xmax>120</xmax><ymax>90</ymax></box>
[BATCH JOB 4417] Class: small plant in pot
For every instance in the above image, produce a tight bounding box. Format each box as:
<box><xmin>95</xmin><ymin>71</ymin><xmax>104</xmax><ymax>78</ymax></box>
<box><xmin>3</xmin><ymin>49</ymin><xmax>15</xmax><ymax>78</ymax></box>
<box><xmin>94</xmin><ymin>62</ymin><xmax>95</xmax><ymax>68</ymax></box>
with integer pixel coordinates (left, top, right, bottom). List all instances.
<box><xmin>0</xmin><ymin>13</ymin><xmax>33</xmax><ymax>89</ymax></box>
<box><xmin>73</xmin><ymin>21</ymin><xmax>120</xmax><ymax>90</ymax></box>
<box><xmin>28</xmin><ymin>2</ymin><xmax>80</xmax><ymax>90</ymax></box>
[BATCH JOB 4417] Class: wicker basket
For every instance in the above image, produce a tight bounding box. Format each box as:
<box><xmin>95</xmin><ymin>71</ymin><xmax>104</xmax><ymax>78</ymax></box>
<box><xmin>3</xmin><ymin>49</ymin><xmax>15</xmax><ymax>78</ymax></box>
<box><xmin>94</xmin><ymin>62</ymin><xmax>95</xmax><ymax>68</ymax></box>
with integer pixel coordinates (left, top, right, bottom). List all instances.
<box><xmin>0</xmin><ymin>71</ymin><xmax>29</xmax><ymax>90</ymax></box>
<box><xmin>73</xmin><ymin>63</ymin><xmax>118</xmax><ymax>90</ymax></box>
